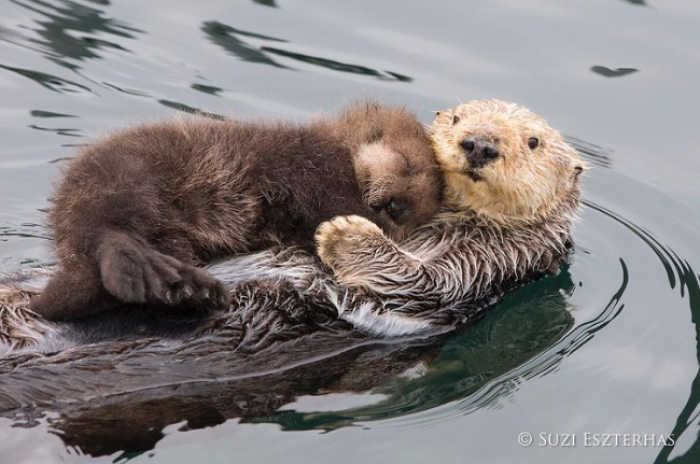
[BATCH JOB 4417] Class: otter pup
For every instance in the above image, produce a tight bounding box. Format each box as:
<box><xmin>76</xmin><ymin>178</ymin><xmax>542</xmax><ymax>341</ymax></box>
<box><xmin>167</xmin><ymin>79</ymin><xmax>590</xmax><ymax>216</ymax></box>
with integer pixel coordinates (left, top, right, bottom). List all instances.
<box><xmin>315</xmin><ymin>99</ymin><xmax>586</xmax><ymax>332</ymax></box>
<box><xmin>30</xmin><ymin>104</ymin><xmax>442</xmax><ymax>321</ymax></box>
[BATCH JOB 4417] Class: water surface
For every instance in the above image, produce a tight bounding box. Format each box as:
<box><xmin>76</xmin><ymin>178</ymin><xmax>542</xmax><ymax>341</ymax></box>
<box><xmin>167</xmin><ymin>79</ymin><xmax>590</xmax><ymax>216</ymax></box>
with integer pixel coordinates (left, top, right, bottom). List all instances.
<box><xmin>1</xmin><ymin>0</ymin><xmax>700</xmax><ymax>463</ymax></box>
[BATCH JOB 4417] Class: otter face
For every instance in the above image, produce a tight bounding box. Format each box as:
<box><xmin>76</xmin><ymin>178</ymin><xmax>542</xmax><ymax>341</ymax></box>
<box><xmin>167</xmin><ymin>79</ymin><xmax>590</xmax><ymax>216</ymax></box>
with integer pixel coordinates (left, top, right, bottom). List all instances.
<box><xmin>354</xmin><ymin>141</ymin><xmax>443</xmax><ymax>241</ymax></box>
<box><xmin>432</xmin><ymin>99</ymin><xmax>586</xmax><ymax>225</ymax></box>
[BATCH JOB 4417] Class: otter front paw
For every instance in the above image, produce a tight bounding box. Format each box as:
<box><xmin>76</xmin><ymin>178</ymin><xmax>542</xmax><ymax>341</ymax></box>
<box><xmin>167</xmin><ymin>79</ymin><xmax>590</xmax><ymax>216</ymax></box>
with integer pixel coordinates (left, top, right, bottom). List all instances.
<box><xmin>315</xmin><ymin>215</ymin><xmax>387</xmax><ymax>271</ymax></box>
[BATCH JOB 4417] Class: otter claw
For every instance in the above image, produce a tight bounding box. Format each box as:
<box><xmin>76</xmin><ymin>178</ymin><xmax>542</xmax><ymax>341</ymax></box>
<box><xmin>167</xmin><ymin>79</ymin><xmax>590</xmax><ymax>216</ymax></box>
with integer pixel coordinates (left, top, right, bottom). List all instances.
<box><xmin>181</xmin><ymin>285</ymin><xmax>194</xmax><ymax>298</ymax></box>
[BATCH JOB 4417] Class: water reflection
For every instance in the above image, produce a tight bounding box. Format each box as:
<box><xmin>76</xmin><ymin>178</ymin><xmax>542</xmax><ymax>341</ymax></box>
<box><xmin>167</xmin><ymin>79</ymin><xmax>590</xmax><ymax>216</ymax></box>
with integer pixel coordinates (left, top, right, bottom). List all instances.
<box><xmin>201</xmin><ymin>21</ymin><xmax>289</xmax><ymax>69</ymax></box>
<box><xmin>261</xmin><ymin>46</ymin><xmax>413</xmax><ymax>82</ymax></box>
<box><xmin>191</xmin><ymin>83</ymin><xmax>223</xmax><ymax>97</ymax></box>
<box><xmin>252</xmin><ymin>0</ymin><xmax>277</xmax><ymax>8</ymax></box>
<box><xmin>584</xmin><ymin>201</ymin><xmax>700</xmax><ymax>463</ymax></box>
<box><xmin>29</xmin><ymin>109</ymin><xmax>76</xmax><ymax>118</ymax></box>
<box><xmin>655</xmin><ymin>261</ymin><xmax>700</xmax><ymax>464</ymax></box>
<box><xmin>568</xmin><ymin>137</ymin><xmax>614</xmax><ymax>169</ymax></box>
<box><xmin>0</xmin><ymin>63</ymin><xmax>92</xmax><ymax>93</ymax></box>
<box><xmin>0</xmin><ymin>266</ymin><xmax>584</xmax><ymax>457</ymax></box>
<box><xmin>620</xmin><ymin>0</ymin><xmax>647</xmax><ymax>6</ymax></box>
<box><xmin>202</xmin><ymin>20</ymin><xmax>413</xmax><ymax>82</ymax></box>
<box><xmin>7</xmin><ymin>0</ymin><xmax>142</xmax><ymax>62</ymax></box>
<box><xmin>28</xmin><ymin>123</ymin><xmax>81</xmax><ymax>137</ymax></box>
<box><xmin>258</xmin><ymin>262</ymin><xmax>627</xmax><ymax>431</ymax></box>
<box><xmin>590</xmin><ymin>66</ymin><xmax>639</xmax><ymax>78</ymax></box>
<box><xmin>0</xmin><ymin>0</ymin><xmax>699</xmax><ymax>461</ymax></box>
<box><xmin>157</xmin><ymin>99</ymin><xmax>225</xmax><ymax>119</ymax></box>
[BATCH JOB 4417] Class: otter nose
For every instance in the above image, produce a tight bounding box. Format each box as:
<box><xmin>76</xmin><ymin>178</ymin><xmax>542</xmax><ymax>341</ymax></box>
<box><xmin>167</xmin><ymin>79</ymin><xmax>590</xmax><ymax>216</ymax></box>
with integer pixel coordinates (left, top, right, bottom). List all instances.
<box><xmin>385</xmin><ymin>198</ymin><xmax>409</xmax><ymax>222</ymax></box>
<box><xmin>460</xmin><ymin>138</ymin><xmax>499</xmax><ymax>166</ymax></box>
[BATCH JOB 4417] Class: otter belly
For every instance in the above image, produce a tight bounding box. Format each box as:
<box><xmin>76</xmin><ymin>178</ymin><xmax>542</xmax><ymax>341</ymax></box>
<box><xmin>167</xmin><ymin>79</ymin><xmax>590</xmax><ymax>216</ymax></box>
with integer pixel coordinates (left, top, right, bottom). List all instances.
<box><xmin>0</xmin><ymin>248</ymin><xmax>486</xmax><ymax>355</ymax></box>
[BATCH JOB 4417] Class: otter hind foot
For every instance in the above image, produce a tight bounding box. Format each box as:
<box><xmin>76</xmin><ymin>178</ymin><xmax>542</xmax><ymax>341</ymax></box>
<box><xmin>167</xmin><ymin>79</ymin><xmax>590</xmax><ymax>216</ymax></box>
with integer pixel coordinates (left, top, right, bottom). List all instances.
<box><xmin>97</xmin><ymin>232</ymin><xmax>230</xmax><ymax>310</ymax></box>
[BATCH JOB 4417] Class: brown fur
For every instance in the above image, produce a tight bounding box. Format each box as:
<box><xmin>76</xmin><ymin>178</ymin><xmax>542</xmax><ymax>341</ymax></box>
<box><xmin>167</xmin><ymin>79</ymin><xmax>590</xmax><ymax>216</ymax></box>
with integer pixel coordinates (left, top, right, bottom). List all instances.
<box><xmin>30</xmin><ymin>104</ymin><xmax>442</xmax><ymax>321</ymax></box>
<box><xmin>313</xmin><ymin>100</ymin><xmax>586</xmax><ymax>328</ymax></box>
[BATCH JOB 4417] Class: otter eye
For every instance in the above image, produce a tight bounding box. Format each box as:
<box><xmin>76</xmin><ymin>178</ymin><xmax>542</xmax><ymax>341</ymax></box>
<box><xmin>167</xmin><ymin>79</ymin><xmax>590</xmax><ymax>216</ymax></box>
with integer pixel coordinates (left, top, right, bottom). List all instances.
<box><xmin>528</xmin><ymin>137</ymin><xmax>539</xmax><ymax>150</ymax></box>
<box><xmin>452</xmin><ymin>115</ymin><xmax>460</xmax><ymax>125</ymax></box>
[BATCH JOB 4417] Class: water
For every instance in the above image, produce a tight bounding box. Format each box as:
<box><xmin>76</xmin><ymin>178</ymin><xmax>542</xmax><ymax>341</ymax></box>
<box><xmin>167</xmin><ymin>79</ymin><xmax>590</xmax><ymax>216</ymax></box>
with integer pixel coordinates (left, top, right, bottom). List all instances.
<box><xmin>1</xmin><ymin>0</ymin><xmax>699</xmax><ymax>462</ymax></box>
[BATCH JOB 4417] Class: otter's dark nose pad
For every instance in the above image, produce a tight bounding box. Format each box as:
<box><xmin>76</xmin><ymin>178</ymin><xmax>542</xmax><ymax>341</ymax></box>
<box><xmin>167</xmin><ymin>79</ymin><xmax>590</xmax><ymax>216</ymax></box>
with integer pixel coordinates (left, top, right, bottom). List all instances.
<box><xmin>385</xmin><ymin>198</ymin><xmax>409</xmax><ymax>222</ymax></box>
<box><xmin>460</xmin><ymin>138</ymin><xmax>499</xmax><ymax>166</ymax></box>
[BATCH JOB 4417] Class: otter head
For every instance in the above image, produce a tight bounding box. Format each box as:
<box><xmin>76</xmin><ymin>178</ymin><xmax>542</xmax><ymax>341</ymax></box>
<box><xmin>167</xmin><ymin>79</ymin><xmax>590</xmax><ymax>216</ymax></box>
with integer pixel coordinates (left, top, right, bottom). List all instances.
<box><xmin>353</xmin><ymin>141</ymin><xmax>443</xmax><ymax>241</ymax></box>
<box><xmin>432</xmin><ymin>99</ymin><xmax>586</xmax><ymax>226</ymax></box>
<box><xmin>325</xmin><ymin>102</ymin><xmax>442</xmax><ymax>241</ymax></box>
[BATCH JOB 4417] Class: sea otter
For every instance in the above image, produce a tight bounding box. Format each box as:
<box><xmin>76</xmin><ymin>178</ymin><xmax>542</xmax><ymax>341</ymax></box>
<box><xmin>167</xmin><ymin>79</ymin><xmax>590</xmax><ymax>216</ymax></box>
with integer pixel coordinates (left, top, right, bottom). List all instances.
<box><xmin>30</xmin><ymin>103</ymin><xmax>442</xmax><ymax>321</ymax></box>
<box><xmin>314</xmin><ymin>99</ymin><xmax>586</xmax><ymax>332</ymax></box>
<box><xmin>0</xmin><ymin>98</ymin><xmax>584</xmax><ymax>351</ymax></box>
<box><xmin>0</xmin><ymin>101</ymin><xmax>586</xmax><ymax>456</ymax></box>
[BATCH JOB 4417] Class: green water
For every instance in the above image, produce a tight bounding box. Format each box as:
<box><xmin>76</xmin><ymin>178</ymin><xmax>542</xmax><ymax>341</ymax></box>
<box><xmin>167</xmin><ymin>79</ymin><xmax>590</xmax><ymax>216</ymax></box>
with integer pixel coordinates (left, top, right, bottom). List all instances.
<box><xmin>1</xmin><ymin>0</ymin><xmax>700</xmax><ymax>463</ymax></box>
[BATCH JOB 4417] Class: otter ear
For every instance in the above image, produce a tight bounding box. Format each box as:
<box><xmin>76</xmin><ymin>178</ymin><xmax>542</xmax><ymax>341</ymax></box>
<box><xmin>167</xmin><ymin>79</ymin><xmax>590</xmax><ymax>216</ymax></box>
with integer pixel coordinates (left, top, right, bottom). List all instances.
<box><xmin>572</xmin><ymin>162</ymin><xmax>588</xmax><ymax>179</ymax></box>
<box><xmin>367</xmin><ymin>127</ymin><xmax>384</xmax><ymax>143</ymax></box>
<box><xmin>431</xmin><ymin>109</ymin><xmax>451</xmax><ymax>126</ymax></box>
<box><xmin>558</xmin><ymin>156</ymin><xmax>587</xmax><ymax>182</ymax></box>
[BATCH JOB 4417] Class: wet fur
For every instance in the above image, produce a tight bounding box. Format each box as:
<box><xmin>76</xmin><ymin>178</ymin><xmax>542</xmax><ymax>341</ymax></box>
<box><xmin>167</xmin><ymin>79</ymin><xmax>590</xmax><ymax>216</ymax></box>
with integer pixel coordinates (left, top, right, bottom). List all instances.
<box><xmin>1</xmin><ymin>99</ymin><xmax>586</xmax><ymax>349</ymax></box>
<box><xmin>31</xmin><ymin>104</ymin><xmax>442</xmax><ymax>321</ymax></box>
<box><xmin>0</xmin><ymin>101</ymin><xmax>587</xmax><ymax>458</ymax></box>
<box><xmin>315</xmin><ymin>99</ymin><xmax>586</xmax><ymax>323</ymax></box>
<box><xmin>0</xmin><ymin>264</ymin><xmax>577</xmax><ymax>458</ymax></box>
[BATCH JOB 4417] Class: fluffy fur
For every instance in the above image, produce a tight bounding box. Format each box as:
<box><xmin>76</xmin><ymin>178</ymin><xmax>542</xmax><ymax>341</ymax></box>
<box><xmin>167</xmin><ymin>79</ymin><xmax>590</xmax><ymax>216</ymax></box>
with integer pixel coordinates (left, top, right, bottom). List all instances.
<box><xmin>0</xmin><ymin>102</ymin><xmax>587</xmax><ymax>457</ymax></box>
<box><xmin>0</xmin><ymin>99</ymin><xmax>585</xmax><ymax>357</ymax></box>
<box><xmin>315</xmin><ymin>99</ymin><xmax>586</xmax><ymax>325</ymax></box>
<box><xmin>0</xmin><ymin>101</ymin><xmax>585</xmax><ymax>354</ymax></box>
<box><xmin>0</xmin><ymin>99</ymin><xmax>586</xmax><ymax>356</ymax></box>
<box><xmin>30</xmin><ymin>104</ymin><xmax>442</xmax><ymax>321</ymax></box>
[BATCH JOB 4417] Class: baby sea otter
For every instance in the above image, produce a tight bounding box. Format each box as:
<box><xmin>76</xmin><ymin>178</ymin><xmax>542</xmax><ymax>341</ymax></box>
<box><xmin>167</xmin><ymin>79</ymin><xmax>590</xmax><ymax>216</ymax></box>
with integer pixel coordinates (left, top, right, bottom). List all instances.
<box><xmin>30</xmin><ymin>104</ymin><xmax>442</xmax><ymax>321</ymax></box>
<box><xmin>315</xmin><ymin>99</ymin><xmax>586</xmax><ymax>333</ymax></box>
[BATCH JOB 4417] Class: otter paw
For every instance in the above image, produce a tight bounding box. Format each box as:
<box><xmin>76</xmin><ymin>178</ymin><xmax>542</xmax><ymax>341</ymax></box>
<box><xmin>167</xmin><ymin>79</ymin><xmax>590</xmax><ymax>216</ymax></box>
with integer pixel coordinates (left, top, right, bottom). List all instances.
<box><xmin>99</xmin><ymin>241</ymin><xmax>230</xmax><ymax>310</ymax></box>
<box><xmin>315</xmin><ymin>215</ymin><xmax>386</xmax><ymax>271</ymax></box>
<box><xmin>160</xmin><ymin>262</ymin><xmax>231</xmax><ymax>310</ymax></box>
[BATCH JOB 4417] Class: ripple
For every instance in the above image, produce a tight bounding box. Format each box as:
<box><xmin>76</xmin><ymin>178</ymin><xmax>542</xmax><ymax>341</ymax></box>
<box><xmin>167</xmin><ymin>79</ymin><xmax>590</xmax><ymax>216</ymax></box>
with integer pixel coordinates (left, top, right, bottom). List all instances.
<box><xmin>8</xmin><ymin>0</ymin><xmax>143</xmax><ymax>62</ymax></box>
<box><xmin>252</xmin><ymin>0</ymin><xmax>278</xmax><ymax>8</ymax></box>
<box><xmin>202</xmin><ymin>20</ymin><xmax>412</xmax><ymax>82</ymax></box>
<box><xmin>251</xmin><ymin>268</ymin><xmax>581</xmax><ymax>431</ymax></box>
<box><xmin>28</xmin><ymin>124</ymin><xmax>82</xmax><ymax>137</ymax></box>
<box><xmin>29</xmin><ymin>109</ymin><xmax>76</xmax><ymax>118</ymax></box>
<box><xmin>251</xmin><ymin>199</ymin><xmax>700</xmax><ymax>432</ymax></box>
<box><xmin>261</xmin><ymin>47</ymin><xmax>413</xmax><ymax>82</ymax></box>
<box><xmin>567</xmin><ymin>136</ymin><xmax>614</xmax><ymax>169</ymax></box>
<box><xmin>586</xmin><ymin>202</ymin><xmax>700</xmax><ymax>462</ymax></box>
<box><xmin>202</xmin><ymin>21</ymin><xmax>289</xmax><ymax>69</ymax></box>
<box><xmin>591</xmin><ymin>66</ymin><xmax>639</xmax><ymax>78</ymax></box>
<box><xmin>0</xmin><ymin>63</ymin><xmax>92</xmax><ymax>94</ymax></box>
<box><xmin>620</xmin><ymin>0</ymin><xmax>647</xmax><ymax>6</ymax></box>
<box><xmin>0</xmin><ymin>223</ymin><xmax>50</xmax><ymax>241</ymax></box>
<box><xmin>157</xmin><ymin>99</ymin><xmax>225</xmax><ymax>120</ymax></box>
<box><xmin>191</xmin><ymin>83</ymin><xmax>223</xmax><ymax>97</ymax></box>
<box><xmin>101</xmin><ymin>81</ymin><xmax>150</xmax><ymax>97</ymax></box>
